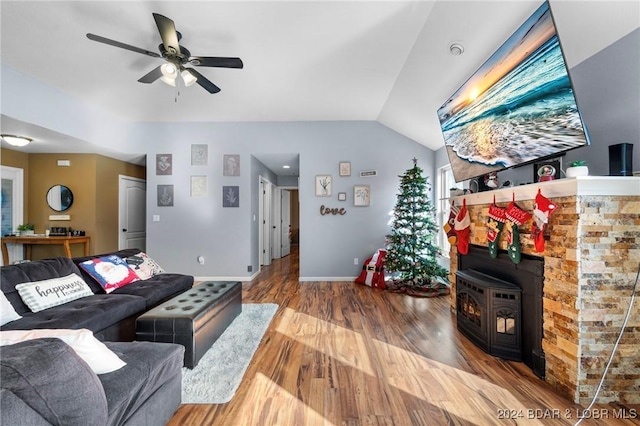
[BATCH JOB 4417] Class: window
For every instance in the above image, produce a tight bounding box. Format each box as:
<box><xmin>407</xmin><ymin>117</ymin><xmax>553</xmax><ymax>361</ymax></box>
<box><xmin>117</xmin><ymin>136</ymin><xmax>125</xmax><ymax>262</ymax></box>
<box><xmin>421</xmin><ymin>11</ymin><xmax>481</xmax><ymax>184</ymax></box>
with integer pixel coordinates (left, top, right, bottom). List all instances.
<box><xmin>1</xmin><ymin>166</ymin><xmax>24</xmax><ymax>265</ymax></box>
<box><xmin>1</xmin><ymin>178</ymin><xmax>14</xmax><ymax>237</ymax></box>
<box><xmin>436</xmin><ymin>165</ymin><xmax>455</xmax><ymax>258</ymax></box>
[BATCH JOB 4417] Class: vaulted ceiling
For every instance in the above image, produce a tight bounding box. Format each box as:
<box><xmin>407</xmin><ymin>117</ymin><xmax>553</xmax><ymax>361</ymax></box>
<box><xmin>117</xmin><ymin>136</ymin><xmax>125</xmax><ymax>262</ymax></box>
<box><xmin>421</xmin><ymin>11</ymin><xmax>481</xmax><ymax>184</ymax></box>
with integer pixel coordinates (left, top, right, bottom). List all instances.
<box><xmin>1</xmin><ymin>1</ymin><xmax>638</xmax><ymax>161</ymax></box>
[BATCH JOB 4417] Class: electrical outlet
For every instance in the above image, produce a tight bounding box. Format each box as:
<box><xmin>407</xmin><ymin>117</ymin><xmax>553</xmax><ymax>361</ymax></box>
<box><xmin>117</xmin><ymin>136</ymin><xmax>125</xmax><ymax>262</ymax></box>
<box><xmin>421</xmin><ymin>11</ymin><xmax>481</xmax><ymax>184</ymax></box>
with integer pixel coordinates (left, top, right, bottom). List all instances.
<box><xmin>354</xmin><ymin>258</ymin><xmax>359</xmax><ymax>265</ymax></box>
<box><xmin>247</xmin><ymin>265</ymin><xmax>253</xmax><ymax>272</ymax></box>
<box><xmin>152</xmin><ymin>215</ymin><xmax>160</xmax><ymax>222</ymax></box>
<box><xmin>197</xmin><ymin>256</ymin><xmax>205</xmax><ymax>265</ymax></box>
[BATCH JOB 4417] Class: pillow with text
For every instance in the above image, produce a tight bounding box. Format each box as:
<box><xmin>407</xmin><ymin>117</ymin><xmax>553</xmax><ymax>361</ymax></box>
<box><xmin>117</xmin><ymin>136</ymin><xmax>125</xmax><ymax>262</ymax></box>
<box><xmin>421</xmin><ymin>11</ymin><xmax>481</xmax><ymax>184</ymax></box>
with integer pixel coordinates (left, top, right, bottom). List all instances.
<box><xmin>15</xmin><ymin>273</ymin><xmax>93</xmax><ymax>313</ymax></box>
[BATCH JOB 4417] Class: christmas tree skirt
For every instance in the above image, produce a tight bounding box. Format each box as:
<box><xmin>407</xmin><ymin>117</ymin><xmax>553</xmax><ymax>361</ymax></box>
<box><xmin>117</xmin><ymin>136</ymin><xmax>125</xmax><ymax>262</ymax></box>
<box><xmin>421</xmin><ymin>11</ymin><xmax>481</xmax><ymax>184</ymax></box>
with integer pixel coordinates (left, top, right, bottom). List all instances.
<box><xmin>386</xmin><ymin>278</ymin><xmax>450</xmax><ymax>298</ymax></box>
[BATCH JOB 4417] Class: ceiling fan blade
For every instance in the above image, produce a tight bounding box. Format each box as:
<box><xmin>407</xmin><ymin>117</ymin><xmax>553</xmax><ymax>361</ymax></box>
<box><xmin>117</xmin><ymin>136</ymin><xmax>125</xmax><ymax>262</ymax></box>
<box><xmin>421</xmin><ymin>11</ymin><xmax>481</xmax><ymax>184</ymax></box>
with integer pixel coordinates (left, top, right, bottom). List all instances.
<box><xmin>138</xmin><ymin>66</ymin><xmax>163</xmax><ymax>83</ymax></box>
<box><xmin>153</xmin><ymin>13</ymin><xmax>180</xmax><ymax>55</ymax></box>
<box><xmin>86</xmin><ymin>33</ymin><xmax>160</xmax><ymax>58</ymax></box>
<box><xmin>189</xmin><ymin>56</ymin><xmax>244</xmax><ymax>69</ymax></box>
<box><xmin>185</xmin><ymin>68</ymin><xmax>221</xmax><ymax>94</ymax></box>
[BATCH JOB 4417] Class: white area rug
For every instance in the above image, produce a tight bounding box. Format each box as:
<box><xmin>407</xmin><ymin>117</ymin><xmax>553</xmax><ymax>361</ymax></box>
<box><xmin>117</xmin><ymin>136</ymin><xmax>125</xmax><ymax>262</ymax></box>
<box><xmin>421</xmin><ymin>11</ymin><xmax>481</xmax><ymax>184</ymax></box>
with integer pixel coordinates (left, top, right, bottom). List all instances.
<box><xmin>181</xmin><ymin>303</ymin><xmax>278</xmax><ymax>404</ymax></box>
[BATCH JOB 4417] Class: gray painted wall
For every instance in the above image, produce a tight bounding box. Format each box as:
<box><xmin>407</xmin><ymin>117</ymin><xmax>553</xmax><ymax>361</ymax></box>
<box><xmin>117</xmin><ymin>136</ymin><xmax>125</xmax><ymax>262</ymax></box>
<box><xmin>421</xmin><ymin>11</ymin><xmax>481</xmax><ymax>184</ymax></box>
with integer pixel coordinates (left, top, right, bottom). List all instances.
<box><xmin>437</xmin><ymin>27</ymin><xmax>640</xmax><ymax>186</ymax></box>
<box><xmin>135</xmin><ymin>121</ymin><xmax>433</xmax><ymax>279</ymax></box>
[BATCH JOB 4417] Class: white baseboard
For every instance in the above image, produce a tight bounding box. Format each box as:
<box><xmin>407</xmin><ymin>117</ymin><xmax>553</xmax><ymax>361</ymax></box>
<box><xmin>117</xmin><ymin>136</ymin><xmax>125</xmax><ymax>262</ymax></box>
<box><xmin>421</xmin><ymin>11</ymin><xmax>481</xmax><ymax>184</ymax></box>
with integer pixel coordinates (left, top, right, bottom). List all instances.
<box><xmin>194</xmin><ymin>273</ymin><xmax>356</xmax><ymax>283</ymax></box>
<box><xmin>298</xmin><ymin>277</ymin><xmax>357</xmax><ymax>282</ymax></box>
<box><xmin>194</xmin><ymin>271</ymin><xmax>259</xmax><ymax>282</ymax></box>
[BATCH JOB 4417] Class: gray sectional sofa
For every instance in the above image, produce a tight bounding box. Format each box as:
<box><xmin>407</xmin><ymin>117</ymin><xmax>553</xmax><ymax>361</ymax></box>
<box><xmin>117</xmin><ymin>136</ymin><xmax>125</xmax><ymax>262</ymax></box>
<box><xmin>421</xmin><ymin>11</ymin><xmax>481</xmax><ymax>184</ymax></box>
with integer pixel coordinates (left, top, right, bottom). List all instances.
<box><xmin>1</xmin><ymin>249</ymin><xmax>193</xmax><ymax>340</ymax></box>
<box><xmin>0</xmin><ymin>249</ymin><xmax>194</xmax><ymax>425</ymax></box>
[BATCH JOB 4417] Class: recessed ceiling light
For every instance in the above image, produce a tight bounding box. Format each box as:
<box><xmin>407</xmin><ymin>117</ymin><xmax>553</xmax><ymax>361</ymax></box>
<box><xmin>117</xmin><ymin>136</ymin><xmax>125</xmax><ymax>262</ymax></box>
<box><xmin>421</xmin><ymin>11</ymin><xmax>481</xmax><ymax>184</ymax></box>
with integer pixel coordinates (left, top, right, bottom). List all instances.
<box><xmin>283</xmin><ymin>165</ymin><xmax>290</xmax><ymax>169</ymax></box>
<box><xmin>1</xmin><ymin>134</ymin><xmax>32</xmax><ymax>147</ymax></box>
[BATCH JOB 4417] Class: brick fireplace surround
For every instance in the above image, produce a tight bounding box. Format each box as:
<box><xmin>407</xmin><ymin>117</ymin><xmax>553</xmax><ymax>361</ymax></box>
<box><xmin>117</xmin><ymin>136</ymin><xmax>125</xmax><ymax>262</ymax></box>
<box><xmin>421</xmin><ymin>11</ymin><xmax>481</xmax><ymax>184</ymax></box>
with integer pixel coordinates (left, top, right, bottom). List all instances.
<box><xmin>448</xmin><ymin>176</ymin><xmax>639</xmax><ymax>404</ymax></box>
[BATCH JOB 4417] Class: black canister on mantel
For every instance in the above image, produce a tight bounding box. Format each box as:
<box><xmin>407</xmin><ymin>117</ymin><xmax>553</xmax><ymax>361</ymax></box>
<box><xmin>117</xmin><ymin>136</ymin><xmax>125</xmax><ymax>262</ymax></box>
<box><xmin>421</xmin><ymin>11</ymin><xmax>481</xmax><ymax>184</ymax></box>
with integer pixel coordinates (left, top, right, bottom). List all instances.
<box><xmin>609</xmin><ymin>143</ymin><xmax>633</xmax><ymax>176</ymax></box>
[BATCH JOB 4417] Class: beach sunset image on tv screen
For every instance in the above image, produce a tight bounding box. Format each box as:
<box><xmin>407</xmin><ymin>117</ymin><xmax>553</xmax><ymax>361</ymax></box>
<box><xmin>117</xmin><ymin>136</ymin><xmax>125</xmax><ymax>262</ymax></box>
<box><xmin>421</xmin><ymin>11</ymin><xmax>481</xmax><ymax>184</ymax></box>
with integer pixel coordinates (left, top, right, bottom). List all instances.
<box><xmin>438</xmin><ymin>1</ymin><xmax>590</xmax><ymax>182</ymax></box>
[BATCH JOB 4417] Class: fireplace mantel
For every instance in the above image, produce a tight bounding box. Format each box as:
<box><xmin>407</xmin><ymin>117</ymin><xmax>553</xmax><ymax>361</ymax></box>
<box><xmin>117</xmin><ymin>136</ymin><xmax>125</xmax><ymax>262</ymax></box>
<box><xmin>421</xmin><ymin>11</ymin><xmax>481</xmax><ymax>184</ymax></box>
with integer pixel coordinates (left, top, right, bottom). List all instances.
<box><xmin>451</xmin><ymin>176</ymin><xmax>639</xmax><ymax>205</ymax></box>
<box><xmin>448</xmin><ymin>176</ymin><xmax>639</xmax><ymax>404</ymax></box>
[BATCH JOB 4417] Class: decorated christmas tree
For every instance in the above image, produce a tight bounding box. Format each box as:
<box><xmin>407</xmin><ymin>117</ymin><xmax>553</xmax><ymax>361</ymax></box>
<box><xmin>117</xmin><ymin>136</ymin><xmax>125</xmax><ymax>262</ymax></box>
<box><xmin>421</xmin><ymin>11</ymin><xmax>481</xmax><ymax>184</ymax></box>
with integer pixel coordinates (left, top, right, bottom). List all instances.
<box><xmin>385</xmin><ymin>159</ymin><xmax>448</xmax><ymax>294</ymax></box>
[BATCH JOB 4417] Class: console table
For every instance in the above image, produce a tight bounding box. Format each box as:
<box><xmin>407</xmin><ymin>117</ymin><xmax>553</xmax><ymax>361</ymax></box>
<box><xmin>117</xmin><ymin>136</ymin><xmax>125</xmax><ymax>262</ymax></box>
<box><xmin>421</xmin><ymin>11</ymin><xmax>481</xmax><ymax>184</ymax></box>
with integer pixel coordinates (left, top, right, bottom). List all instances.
<box><xmin>1</xmin><ymin>235</ymin><xmax>90</xmax><ymax>265</ymax></box>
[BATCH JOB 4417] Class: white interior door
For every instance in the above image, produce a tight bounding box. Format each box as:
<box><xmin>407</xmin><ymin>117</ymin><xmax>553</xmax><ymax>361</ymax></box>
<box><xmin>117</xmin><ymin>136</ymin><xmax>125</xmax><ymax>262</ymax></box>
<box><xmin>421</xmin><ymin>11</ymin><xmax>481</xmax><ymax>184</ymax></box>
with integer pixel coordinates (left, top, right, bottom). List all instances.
<box><xmin>281</xmin><ymin>190</ymin><xmax>291</xmax><ymax>257</ymax></box>
<box><xmin>1</xmin><ymin>166</ymin><xmax>24</xmax><ymax>265</ymax></box>
<box><xmin>259</xmin><ymin>177</ymin><xmax>273</xmax><ymax>267</ymax></box>
<box><xmin>272</xmin><ymin>188</ymin><xmax>282</xmax><ymax>259</ymax></box>
<box><xmin>119</xmin><ymin>176</ymin><xmax>146</xmax><ymax>251</ymax></box>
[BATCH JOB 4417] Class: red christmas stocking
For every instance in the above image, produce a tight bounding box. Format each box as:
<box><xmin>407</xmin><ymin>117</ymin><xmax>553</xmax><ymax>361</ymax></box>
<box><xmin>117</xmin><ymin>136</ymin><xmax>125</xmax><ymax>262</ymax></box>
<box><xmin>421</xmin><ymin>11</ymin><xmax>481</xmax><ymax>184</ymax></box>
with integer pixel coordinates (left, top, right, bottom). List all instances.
<box><xmin>487</xmin><ymin>197</ymin><xmax>507</xmax><ymax>259</ymax></box>
<box><xmin>454</xmin><ymin>199</ymin><xmax>471</xmax><ymax>255</ymax></box>
<box><xmin>443</xmin><ymin>202</ymin><xmax>460</xmax><ymax>245</ymax></box>
<box><xmin>505</xmin><ymin>198</ymin><xmax>532</xmax><ymax>264</ymax></box>
<box><xmin>531</xmin><ymin>189</ymin><xmax>557</xmax><ymax>253</ymax></box>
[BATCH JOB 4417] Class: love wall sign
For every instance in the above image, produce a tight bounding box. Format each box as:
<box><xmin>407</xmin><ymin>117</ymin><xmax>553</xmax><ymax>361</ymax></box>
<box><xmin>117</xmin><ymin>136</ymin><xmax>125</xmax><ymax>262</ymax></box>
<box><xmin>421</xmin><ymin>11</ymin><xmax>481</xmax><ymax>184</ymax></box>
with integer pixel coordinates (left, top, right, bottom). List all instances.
<box><xmin>320</xmin><ymin>205</ymin><xmax>346</xmax><ymax>216</ymax></box>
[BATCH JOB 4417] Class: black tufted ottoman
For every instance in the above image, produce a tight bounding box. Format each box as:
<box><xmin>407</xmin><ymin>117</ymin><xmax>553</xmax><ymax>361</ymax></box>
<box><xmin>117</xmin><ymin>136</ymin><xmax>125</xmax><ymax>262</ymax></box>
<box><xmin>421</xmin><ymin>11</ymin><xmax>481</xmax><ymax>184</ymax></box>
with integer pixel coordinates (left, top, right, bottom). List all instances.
<box><xmin>135</xmin><ymin>281</ymin><xmax>242</xmax><ymax>368</ymax></box>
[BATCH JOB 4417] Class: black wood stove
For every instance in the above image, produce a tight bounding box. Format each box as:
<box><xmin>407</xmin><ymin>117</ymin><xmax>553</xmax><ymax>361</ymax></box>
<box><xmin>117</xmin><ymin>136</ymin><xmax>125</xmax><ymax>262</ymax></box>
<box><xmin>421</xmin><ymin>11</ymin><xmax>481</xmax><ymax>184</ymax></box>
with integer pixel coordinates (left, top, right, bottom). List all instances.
<box><xmin>456</xmin><ymin>245</ymin><xmax>545</xmax><ymax>378</ymax></box>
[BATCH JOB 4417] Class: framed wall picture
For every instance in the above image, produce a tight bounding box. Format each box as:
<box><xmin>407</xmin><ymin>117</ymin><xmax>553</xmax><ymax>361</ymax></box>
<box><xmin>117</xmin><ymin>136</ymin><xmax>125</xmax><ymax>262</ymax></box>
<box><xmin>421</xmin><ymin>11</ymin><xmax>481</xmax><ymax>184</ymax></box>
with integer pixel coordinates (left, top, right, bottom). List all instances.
<box><xmin>157</xmin><ymin>184</ymin><xmax>174</xmax><ymax>206</ymax></box>
<box><xmin>533</xmin><ymin>159</ymin><xmax>561</xmax><ymax>182</ymax></box>
<box><xmin>339</xmin><ymin>161</ymin><xmax>351</xmax><ymax>177</ymax></box>
<box><xmin>156</xmin><ymin>154</ymin><xmax>172</xmax><ymax>175</ymax></box>
<box><xmin>190</xmin><ymin>176</ymin><xmax>207</xmax><ymax>197</ymax></box>
<box><xmin>359</xmin><ymin>170</ymin><xmax>377</xmax><ymax>177</ymax></box>
<box><xmin>222</xmin><ymin>186</ymin><xmax>239</xmax><ymax>207</ymax></box>
<box><xmin>354</xmin><ymin>185</ymin><xmax>370</xmax><ymax>207</ymax></box>
<box><xmin>315</xmin><ymin>175</ymin><xmax>332</xmax><ymax>196</ymax></box>
<box><xmin>338</xmin><ymin>192</ymin><xmax>347</xmax><ymax>201</ymax></box>
<box><xmin>191</xmin><ymin>144</ymin><xmax>208</xmax><ymax>166</ymax></box>
<box><xmin>223</xmin><ymin>154</ymin><xmax>240</xmax><ymax>176</ymax></box>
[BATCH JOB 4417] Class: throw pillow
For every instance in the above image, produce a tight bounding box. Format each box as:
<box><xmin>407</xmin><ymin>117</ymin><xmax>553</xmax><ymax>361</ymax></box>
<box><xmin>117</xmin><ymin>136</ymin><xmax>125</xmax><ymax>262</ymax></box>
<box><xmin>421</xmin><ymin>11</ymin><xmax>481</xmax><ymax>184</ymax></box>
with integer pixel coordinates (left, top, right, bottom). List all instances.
<box><xmin>0</xmin><ymin>328</ymin><xmax>126</xmax><ymax>374</ymax></box>
<box><xmin>0</xmin><ymin>292</ymin><xmax>22</xmax><ymax>326</ymax></box>
<box><xmin>15</xmin><ymin>273</ymin><xmax>93</xmax><ymax>313</ymax></box>
<box><xmin>79</xmin><ymin>255</ymin><xmax>140</xmax><ymax>293</ymax></box>
<box><xmin>124</xmin><ymin>252</ymin><xmax>165</xmax><ymax>280</ymax></box>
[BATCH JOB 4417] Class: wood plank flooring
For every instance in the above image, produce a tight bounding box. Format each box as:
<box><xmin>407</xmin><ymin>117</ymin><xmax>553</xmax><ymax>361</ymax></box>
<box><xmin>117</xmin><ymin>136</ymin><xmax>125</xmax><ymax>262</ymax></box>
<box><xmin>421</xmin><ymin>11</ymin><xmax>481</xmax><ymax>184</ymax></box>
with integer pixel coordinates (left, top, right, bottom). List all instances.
<box><xmin>168</xmin><ymin>247</ymin><xmax>638</xmax><ymax>425</ymax></box>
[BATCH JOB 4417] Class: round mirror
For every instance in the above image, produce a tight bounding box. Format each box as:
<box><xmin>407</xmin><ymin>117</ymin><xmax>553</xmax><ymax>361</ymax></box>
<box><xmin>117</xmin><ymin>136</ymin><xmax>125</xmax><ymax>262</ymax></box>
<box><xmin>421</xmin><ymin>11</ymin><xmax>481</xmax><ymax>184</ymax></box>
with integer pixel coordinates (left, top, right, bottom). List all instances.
<box><xmin>46</xmin><ymin>185</ymin><xmax>74</xmax><ymax>212</ymax></box>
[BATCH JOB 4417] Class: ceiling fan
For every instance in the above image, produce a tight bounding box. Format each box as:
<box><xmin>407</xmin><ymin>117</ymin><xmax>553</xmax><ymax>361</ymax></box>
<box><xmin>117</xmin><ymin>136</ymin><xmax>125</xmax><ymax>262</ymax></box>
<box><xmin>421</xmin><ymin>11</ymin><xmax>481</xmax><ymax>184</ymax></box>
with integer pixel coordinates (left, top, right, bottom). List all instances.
<box><xmin>86</xmin><ymin>13</ymin><xmax>243</xmax><ymax>94</ymax></box>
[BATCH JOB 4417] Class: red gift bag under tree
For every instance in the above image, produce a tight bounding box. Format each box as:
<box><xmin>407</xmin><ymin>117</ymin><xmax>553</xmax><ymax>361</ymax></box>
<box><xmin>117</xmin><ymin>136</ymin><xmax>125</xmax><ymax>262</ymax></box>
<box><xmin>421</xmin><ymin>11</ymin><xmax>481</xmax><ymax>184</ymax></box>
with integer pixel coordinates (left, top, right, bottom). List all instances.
<box><xmin>355</xmin><ymin>249</ymin><xmax>387</xmax><ymax>289</ymax></box>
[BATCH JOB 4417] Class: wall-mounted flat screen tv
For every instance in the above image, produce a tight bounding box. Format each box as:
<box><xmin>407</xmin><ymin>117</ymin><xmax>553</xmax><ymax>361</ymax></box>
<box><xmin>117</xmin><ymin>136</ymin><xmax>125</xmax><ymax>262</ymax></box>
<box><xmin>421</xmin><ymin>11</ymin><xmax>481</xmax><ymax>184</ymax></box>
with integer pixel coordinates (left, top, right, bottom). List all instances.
<box><xmin>438</xmin><ymin>1</ymin><xmax>590</xmax><ymax>183</ymax></box>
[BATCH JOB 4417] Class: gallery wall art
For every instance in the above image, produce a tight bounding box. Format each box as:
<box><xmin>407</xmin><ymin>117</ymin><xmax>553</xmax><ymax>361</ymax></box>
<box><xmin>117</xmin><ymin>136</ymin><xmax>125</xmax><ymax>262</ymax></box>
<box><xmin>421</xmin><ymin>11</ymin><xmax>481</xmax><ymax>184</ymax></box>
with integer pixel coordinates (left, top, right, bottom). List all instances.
<box><xmin>191</xmin><ymin>145</ymin><xmax>208</xmax><ymax>166</ymax></box>
<box><xmin>156</xmin><ymin>154</ymin><xmax>173</xmax><ymax>175</ymax></box>
<box><xmin>157</xmin><ymin>184</ymin><xmax>174</xmax><ymax>206</ymax></box>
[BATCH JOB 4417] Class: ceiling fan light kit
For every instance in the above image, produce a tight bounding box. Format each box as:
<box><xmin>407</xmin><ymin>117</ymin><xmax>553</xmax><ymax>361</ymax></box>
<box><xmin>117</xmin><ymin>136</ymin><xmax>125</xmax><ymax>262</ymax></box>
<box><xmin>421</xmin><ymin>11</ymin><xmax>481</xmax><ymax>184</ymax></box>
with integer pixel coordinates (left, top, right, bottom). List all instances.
<box><xmin>160</xmin><ymin>63</ymin><xmax>177</xmax><ymax>86</ymax></box>
<box><xmin>86</xmin><ymin>13</ymin><xmax>243</xmax><ymax>94</ymax></box>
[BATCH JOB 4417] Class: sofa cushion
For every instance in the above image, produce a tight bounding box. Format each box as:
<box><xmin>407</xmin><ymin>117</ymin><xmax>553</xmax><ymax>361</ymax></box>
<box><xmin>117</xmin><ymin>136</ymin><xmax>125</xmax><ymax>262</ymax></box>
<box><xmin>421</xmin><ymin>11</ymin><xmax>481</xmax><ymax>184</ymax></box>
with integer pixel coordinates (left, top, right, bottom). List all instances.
<box><xmin>112</xmin><ymin>273</ymin><xmax>193</xmax><ymax>308</ymax></box>
<box><xmin>124</xmin><ymin>252</ymin><xmax>165</xmax><ymax>280</ymax></box>
<box><xmin>0</xmin><ymin>329</ymin><xmax>126</xmax><ymax>374</ymax></box>
<box><xmin>1</xmin><ymin>388</ymin><xmax>52</xmax><ymax>426</ymax></box>
<box><xmin>15</xmin><ymin>273</ymin><xmax>94</xmax><ymax>313</ymax></box>
<box><xmin>0</xmin><ymin>294</ymin><xmax>146</xmax><ymax>333</ymax></box>
<box><xmin>0</xmin><ymin>257</ymin><xmax>87</xmax><ymax>315</ymax></box>
<box><xmin>0</xmin><ymin>293</ymin><xmax>21</xmax><ymax>326</ymax></box>
<box><xmin>99</xmin><ymin>341</ymin><xmax>184</xmax><ymax>426</ymax></box>
<box><xmin>0</xmin><ymin>338</ymin><xmax>108</xmax><ymax>426</ymax></box>
<box><xmin>79</xmin><ymin>255</ymin><xmax>140</xmax><ymax>293</ymax></box>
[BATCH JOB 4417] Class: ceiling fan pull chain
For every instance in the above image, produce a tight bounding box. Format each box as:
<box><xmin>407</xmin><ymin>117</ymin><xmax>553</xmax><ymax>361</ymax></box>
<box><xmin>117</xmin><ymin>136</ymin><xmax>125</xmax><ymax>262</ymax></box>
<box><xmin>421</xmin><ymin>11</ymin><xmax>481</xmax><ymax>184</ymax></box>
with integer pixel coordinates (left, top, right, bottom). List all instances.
<box><xmin>175</xmin><ymin>72</ymin><xmax>180</xmax><ymax>103</ymax></box>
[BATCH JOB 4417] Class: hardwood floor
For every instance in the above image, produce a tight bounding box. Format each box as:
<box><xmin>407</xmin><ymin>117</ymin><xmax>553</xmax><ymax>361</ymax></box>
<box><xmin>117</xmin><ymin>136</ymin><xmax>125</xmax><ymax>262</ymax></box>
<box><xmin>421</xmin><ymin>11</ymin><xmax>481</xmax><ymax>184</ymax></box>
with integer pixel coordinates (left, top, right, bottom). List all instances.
<box><xmin>168</xmin><ymin>247</ymin><xmax>638</xmax><ymax>425</ymax></box>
